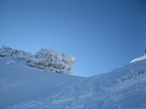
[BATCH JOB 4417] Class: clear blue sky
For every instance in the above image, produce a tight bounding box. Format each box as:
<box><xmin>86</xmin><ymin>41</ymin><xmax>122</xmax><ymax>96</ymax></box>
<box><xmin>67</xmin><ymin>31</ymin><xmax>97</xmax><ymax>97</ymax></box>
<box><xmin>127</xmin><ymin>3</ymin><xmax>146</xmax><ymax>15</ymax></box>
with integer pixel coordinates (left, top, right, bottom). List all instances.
<box><xmin>0</xmin><ymin>0</ymin><xmax>146</xmax><ymax>77</ymax></box>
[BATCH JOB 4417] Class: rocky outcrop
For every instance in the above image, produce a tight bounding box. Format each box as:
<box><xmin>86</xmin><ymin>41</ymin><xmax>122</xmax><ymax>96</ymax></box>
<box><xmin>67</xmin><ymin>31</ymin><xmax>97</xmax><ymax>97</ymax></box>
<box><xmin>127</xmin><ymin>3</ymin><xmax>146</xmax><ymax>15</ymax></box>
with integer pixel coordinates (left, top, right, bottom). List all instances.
<box><xmin>0</xmin><ymin>46</ymin><xmax>32</xmax><ymax>59</ymax></box>
<box><xmin>26</xmin><ymin>48</ymin><xmax>75</xmax><ymax>75</ymax></box>
<box><xmin>0</xmin><ymin>46</ymin><xmax>75</xmax><ymax>75</ymax></box>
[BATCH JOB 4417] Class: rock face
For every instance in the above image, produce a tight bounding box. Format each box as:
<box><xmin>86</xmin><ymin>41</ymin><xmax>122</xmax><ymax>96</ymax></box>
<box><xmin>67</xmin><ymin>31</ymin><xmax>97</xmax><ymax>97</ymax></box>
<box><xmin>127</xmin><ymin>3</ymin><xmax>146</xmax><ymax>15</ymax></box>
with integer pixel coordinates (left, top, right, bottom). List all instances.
<box><xmin>0</xmin><ymin>46</ymin><xmax>32</xmax><ymax>59</ymax></box>
<box><xmin>26</xmin><ymin>48</ymin><xmax>75</xmax><ymax>75</ymax></box>
<box><xmin>0</xmin><ymin>46</ymin><xmax>75</xmax><ymax>75</ymax></box>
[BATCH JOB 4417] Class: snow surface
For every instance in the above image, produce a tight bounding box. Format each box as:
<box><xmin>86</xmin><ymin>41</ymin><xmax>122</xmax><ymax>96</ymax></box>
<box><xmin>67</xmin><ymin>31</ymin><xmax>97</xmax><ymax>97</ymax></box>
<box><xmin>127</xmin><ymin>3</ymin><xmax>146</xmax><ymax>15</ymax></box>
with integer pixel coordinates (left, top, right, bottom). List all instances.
<box><xmin>130</xmin><ymin>54</ymin><xmax>146</xmax><ymax>63</ymax></box>
<box><xmin>0</xmin><ymin>47</ymin><xmax>146</xmax><ymax>109</ymax></box>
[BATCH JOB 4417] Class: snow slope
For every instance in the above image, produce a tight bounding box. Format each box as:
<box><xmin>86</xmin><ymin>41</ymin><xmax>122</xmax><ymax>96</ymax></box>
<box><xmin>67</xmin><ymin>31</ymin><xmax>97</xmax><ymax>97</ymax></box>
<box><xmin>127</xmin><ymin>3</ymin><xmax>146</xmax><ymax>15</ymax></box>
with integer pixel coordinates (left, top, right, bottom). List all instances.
<box><xmin>0</xmin><ymin>57</ymin><xmax>83</xmax><ymax>109</ymax></box>
<box><xmin>0</xmin><ymin>50</ymin><xmax>146</xmax><ymax>109</ymax></box>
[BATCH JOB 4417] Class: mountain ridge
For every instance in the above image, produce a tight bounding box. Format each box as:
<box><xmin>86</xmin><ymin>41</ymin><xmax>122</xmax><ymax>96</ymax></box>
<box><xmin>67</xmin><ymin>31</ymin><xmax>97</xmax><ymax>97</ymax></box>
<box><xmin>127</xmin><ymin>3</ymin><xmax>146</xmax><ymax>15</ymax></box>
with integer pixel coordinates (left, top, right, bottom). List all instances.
<box><xmin>0</xmin><ymin>46</ymin><xmax>75</xmax><ymax>75</ymax></box>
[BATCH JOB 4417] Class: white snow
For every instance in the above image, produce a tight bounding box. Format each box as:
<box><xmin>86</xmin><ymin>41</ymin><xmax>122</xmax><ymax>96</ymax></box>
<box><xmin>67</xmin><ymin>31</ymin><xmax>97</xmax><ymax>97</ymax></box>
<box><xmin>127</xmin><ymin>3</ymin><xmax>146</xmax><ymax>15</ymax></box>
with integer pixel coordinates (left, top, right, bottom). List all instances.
<box><xmin>130</xmin><ymin>54</ymin><xmax>146</xmax><ymax>63</ymax></box>
<box><xmin>0</xmin><ymin>46</ymin><xmax>146</xmax><ymax>109</ymax></box>
<box><xmin>5</xmin><ymin>61</ymin><xmax>15</xmax><ymax>65</ymax></box>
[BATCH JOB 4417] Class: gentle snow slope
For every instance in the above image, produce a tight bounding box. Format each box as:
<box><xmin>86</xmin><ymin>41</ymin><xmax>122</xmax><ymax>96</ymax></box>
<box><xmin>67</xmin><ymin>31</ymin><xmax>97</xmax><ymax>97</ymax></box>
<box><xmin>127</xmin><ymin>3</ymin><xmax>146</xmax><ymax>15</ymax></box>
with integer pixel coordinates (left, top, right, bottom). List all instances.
<box><xmin>0</xmin><ymin>54</ymin><xmax>146</xmax><ymax>109</ymax></box>
<box><xmin>0</xmin><ymin>57</ymin><xmax>83</xmax><ymax>109</ymax></box>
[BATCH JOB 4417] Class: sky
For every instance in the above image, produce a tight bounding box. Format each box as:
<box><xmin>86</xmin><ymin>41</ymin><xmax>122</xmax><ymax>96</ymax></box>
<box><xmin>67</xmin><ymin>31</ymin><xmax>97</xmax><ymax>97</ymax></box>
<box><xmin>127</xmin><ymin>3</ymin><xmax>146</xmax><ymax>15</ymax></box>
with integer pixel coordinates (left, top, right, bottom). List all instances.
<box><xmin>0</xmin><ymin>0</ymin><xmax>146</xmax><ymax>77</ymax></box>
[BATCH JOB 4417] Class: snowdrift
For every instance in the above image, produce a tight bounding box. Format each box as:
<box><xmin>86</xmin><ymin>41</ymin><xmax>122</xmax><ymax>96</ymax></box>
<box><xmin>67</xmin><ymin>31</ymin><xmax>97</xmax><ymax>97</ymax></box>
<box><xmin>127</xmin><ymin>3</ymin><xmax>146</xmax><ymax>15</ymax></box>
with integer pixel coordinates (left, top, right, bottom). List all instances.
<box><xmin>131</xmin><ymin>54</ymin><xmax>146</xmax><ymax>63</ymax></box>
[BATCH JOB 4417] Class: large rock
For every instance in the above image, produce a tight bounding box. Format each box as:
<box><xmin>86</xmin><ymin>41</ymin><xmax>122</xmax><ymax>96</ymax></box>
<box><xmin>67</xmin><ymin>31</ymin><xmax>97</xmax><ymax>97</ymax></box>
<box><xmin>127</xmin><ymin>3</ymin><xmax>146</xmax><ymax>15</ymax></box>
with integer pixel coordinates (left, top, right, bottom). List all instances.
<box><xmin>26</xmin><ymin>48</ymin><xmax>75</xmax><ymax>75</ymax></box>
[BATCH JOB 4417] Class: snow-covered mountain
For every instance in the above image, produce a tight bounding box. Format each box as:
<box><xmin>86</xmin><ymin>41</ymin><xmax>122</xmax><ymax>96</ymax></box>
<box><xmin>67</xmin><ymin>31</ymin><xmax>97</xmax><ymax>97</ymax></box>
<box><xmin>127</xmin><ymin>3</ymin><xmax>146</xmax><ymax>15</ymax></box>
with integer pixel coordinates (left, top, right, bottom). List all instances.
<box><xmin>0</xmin><ymin>47</ymin><xmax>146</xmax><ymax>109</ymax></box>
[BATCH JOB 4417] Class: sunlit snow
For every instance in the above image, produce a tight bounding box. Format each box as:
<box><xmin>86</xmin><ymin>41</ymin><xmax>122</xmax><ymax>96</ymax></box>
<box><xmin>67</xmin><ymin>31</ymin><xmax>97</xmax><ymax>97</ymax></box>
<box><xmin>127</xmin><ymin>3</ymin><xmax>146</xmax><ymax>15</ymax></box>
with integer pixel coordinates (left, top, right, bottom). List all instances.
<box><xmin>131</xmin><ymin>54</ymin><xmax>146</xmax><ymax>63</ymax></box>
